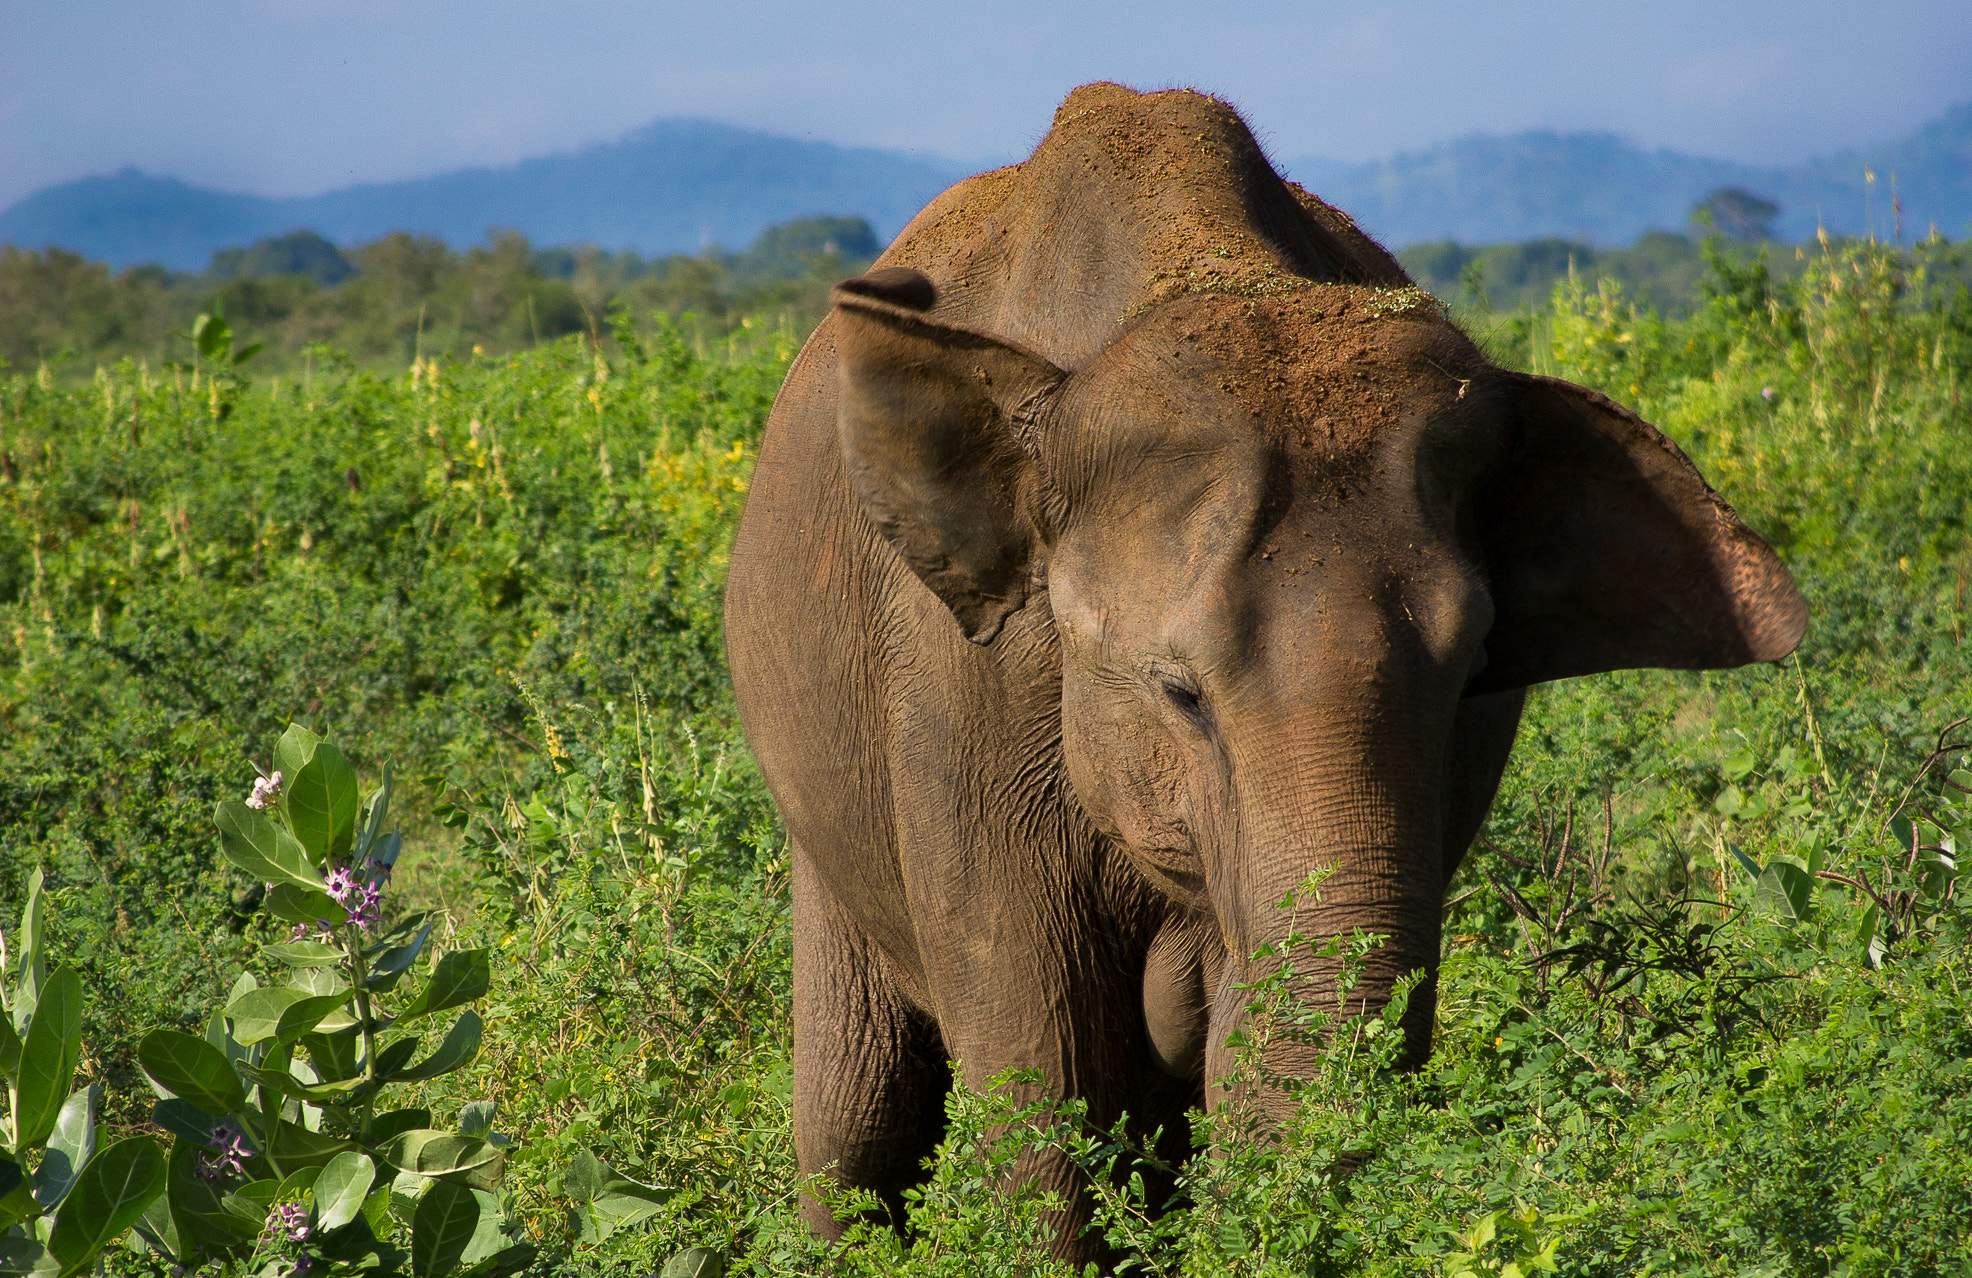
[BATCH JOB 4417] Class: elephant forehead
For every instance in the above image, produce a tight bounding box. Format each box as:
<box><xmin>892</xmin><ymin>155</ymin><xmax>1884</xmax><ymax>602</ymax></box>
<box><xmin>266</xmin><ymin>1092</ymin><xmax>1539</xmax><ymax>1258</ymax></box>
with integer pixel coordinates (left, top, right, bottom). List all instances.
<box><xmin>1112</xmin><ymin>287</ymin><xmax>1493</xmax><ymax>456</ymax></box>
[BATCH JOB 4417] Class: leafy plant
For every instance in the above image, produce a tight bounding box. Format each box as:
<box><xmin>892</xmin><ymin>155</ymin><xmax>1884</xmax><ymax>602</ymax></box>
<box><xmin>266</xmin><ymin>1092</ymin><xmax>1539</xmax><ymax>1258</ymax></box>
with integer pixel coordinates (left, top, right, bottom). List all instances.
<box><xmin>0</xmin><ymin>870</ymin><xmax>168</xmax><ymax>1277</ymax></box>
<box><xmin>130</xmin><ymin>724</ymin><xmax>531</xmax><ymax>1277</ymax></box>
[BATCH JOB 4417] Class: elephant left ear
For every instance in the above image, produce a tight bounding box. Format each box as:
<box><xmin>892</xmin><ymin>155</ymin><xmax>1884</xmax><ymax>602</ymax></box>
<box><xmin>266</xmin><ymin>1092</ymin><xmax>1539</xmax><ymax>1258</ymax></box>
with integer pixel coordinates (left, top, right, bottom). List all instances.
<box><xmin>1469</xmin><ymin>372</ymin><xmax>1806</xmax><ymax>694</ymax></box>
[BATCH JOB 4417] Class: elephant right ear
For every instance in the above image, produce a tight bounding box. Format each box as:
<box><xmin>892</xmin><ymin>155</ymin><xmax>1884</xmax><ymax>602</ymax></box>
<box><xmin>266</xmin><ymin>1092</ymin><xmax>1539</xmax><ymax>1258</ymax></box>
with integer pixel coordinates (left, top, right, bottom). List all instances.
<box><xmin>832</xmin><ymin>268</ymin><xmax>1069</xmax><ymax>644</ymax></box>
<box><xmin>1470</xmin><ymin>373</ymin><xmax>1807</xmax><ymax>693</ymax></box>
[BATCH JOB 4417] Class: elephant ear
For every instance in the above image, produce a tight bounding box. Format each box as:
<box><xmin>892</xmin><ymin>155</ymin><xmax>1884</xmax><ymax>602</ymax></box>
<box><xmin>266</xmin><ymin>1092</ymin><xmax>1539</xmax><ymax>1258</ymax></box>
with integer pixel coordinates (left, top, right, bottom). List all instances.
<box><xmin>831</xmin><ymin>268</ymin><xmax>1069</xmax><ymax>643</ymax></box>
<box><xmin>1470</xmin><ymin>373</ymin><xmax>1806</xmax><ymax>693</ymax></box>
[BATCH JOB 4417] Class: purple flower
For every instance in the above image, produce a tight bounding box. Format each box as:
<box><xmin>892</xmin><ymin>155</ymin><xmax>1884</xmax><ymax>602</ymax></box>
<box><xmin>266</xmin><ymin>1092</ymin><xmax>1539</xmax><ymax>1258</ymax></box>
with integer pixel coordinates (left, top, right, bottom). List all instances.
<box><xmin>264</xmin><ymin>1201</ymin><xmax>312</xmax><ymax>1243</ymax></box>
<box><xmin>196</xmin><ymin>1120</ymin><xmax>251</xmax><ymax>1182</ymax></box>
<box><xmin>246</xmin><ymin>770</ymin><xmax>284</xmax><ymax>810</ymax></box>
<box><xmin>322</xmin><ymin>864</ymin><xmax>382</xmax><ymax>930</ymax></box>
<box><xmin>1760</xmin><ymin>386</ymin><xmax>1776</xmax><ymax>401</ymax></box>
<box><xmin>343</xmin><ymin>882</ymin><xmax>382</xmax><ymax>931</ymax></box>
<box><xmin>324</xmin><ymin>865</ymin><xmax>357</xmax><ymax>903</ymax></box>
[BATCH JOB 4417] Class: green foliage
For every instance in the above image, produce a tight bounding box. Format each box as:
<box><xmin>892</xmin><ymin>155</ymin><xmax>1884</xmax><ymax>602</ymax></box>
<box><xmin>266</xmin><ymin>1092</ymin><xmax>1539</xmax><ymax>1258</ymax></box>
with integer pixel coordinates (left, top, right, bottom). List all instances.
<box><xmin>0</xmin><ymin>321</ymin><xmax>785</xmax><ymax>1137</ymax></box>
<box><xmin>123</xmin><ymin>724</ymin><xmax>531</xmax><ymax>1277</ymax></box>
<box><xmin>2</xmin><ymin>229</ymin><xmax>1969</xmax><ymax>1276</ymax></box>
<box><xmin>0</xmin><ymin>216</ymin><xmax>877</xmax><ymax>375</ymax></box>
<box><xmin>0</xmin><ymin>870</ymin><xmax>170</xmax><ymax>1278</ymax></box>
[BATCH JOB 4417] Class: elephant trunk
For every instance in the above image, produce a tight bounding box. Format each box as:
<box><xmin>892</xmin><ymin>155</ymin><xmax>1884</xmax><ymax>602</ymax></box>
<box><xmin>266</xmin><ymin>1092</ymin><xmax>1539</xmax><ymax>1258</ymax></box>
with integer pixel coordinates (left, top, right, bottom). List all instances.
<box><xmin>1201</xmin><ymin>708</ymin><xmax>1451</xmax><ymax>1114</ymax></box>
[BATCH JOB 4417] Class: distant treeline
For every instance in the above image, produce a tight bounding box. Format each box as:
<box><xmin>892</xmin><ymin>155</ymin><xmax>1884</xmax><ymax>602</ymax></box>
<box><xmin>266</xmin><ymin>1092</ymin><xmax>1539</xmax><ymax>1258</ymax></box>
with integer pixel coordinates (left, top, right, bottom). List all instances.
<box><xmin>5</xmin><ymin>212</ymin><xmax>1971</xmax><ymax>375</ymax></box>
<box><xmin>0</xmin><ymin>216</ymin><xmax>880</xmax><ymax>373</ymax></box>
<box><xmin>1400</xmin><ymin>228</ymin><xmax>1972</xmax><ymax>316</ymax></box>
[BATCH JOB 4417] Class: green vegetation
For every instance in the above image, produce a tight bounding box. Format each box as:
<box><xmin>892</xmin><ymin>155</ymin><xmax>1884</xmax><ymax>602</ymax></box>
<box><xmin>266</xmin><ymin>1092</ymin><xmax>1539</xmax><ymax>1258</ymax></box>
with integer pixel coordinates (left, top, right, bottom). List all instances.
<box><xmin>0</xmin><ymin>216</ymin><xmax>878</xmax><ymax>374</ymax></box>
<box><xmin>0</xmin><ymin>230</ymin><xmax>1968</xmax><ymax>1275</ymax></box>
<box><xmin>1402</xmin><ymin>226</ymin><xmax>1972</xmax><ymax>317</ymax></box>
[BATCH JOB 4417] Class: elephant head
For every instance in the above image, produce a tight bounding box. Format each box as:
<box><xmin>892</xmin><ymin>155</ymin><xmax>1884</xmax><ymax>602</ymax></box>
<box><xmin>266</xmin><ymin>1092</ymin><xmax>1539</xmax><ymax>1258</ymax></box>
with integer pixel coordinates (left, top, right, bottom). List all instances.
<box><xmin>830</xmin><ymin>266</ymin><xmax>1804</xmax><ymax>1101</ymax></box>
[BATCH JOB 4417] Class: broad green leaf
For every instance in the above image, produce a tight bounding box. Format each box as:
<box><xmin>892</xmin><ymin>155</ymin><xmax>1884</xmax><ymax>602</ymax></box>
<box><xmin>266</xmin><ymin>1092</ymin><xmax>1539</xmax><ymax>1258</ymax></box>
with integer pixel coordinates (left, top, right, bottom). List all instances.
<box><xmin>130</xmin><ymin>1191</ymin><xmax>183</xmax><ymax>1264</ymax></box>
<box><xmin>315</xmin><ymin>1152</ymin><xmax>375</xmax><ymax>1232</ymax></box>
<box><xmin>455</xmin><ymin>1100</ymin><xmax>495</xmax><ymax>1140</ymax></box>
<box><xmin>392</xmin><ymin>1013</ymin><xmax>482</xmax><ymax>1083</ymax></box>
<box><xmin>1755</xmin><ymin>860</ymin><xmax>1814</xmax><ymax>921</ymax></box>
<box><xmin>367</xmin><ymin>911</ymin><xmax>433</xmax><ymax>953</ymax></box>
<box><xmin>377</xmin><ymin>1130</ymin><xmax>500</xmax><ymax>1177</ymax></box>
<box><xmin>150</xmin><ymin>1099</ymin><xmax>221</xmax><ymax>1145</ymax></box>
<box><xmin>215</xmin><ymin>798</ymin><xmax>324</xmax><ymax>891</ymax></box>
<box><xmin>370</xmin><ymin>1036</ymin><xmax>421</xmax><ymax>1078</ymax></box>
<box><xmin>291</xmin><ymin>963</ymin><xmax>353</xmax><ymax>998</ymax></box>
<box><xmin>273</xmin><ymin>1165</ymin><xmax>322</xmax><ymax>1203</ymax></box>
<box><xmin>1890</xmin><ymin>813</ymin><xmax>1915</xmax><ymax>854</ymax></box>
<box><xmin>222</xmin><ymin>1177</ymin><xmax>278</xmax><ymax>1220</ymax></box>
<box><xmin>302</xmin><ymin>1032</ymin><xmax>360</xmax><ymax>1083</ymax></box>
<box><xmin>397</xmin><ymin>950</ymin><xmax>490</xmax><ymax>1022</ymax></box>
<box><xmin>138</xmin><ymin>1030</ymin><xmax>247</xmax><ymax>1115</ymax></box>
<box><xmin>370</xmin><ymin>1108</ymin><xmax>433</xmax><ymax>1144</ymax></box>
<box><xmin>32</xmin><ymin>1085</ymin><xmax>98</xmax><ymax>1210</ymax></box>
<box><xmin>1727</xmin><ymin>843</ymin><xmax>1761</xmax><ymax>881</ymax></box>
<box><xmin>357</xmin><ymin>766</ymin><xmax>394</xmax><ymax>861</ymax></box>
<box><xmin>390</xmin><ymin>1169</ymin><xmax>431</xmax><ymax>1225</ymax></box>
<box><xmin>12</xmin><ymin>869</ymin><xmax>48</xmax><ymax>1035</ymax></box>
<box><xmin>263</xmin><ymin>1118</ymin><xmax>355</xmax><ymax>1169</ymax></box>
<box><xmin>165</xmin><ymin>1137</ymin><xmax>252</xmax><ymax>1251</ymax></box>
<box><xmin>367</xmin><ymin>920</ymin><xmax>436</xmax><ymax>993</ymax></box>
<box><xmin>660</xmin><ymin>1246</ymin><xmax>727</xmax><ymax>1278</ymax></box>
<box><xmin>0</xmin><ymin>1237</ymin><xmax>49</xmax><ymax>1276</ymax></box>
<box><xmin>266</xmin><ymin>883</ymin><xmax>342</xmax><ymax>926</ymax></box>
<box><xmin>0</xmin><ymin>1160</ymin><xmax>20</xmax><ymax>1202</ymax></box>
<box><xmin>563</xmin><ymin>1149</ymin><xmax>609</xmax><ymax>1204</ymax></box>
<box><xmin>225</xmin><ymin>987</ymin><xmax>351</xmax><ymax>1046</ymax></box>
<box><xmin>16</xmin><ymin>967</ymin><xmax>83</xmax><ymax>1146</ymax></box>
<box><xmin>566</xmin><ymin>1150</ymin><xmax>673</xmax><ymax>1242</ymax></box>
<box><xmin>263</xmin><ymin>941</ymin><xmax>343</xmax><ymax>968</ymax></box>
<box><xmin>287</xmin><ymin>742</ymin><xmax>360</xmax><ymax>864</ymax></box>
<box><xmin>236</xmin><ymin>1063</ymin><xmax>370</xmax><ymax>1106</ymax></box>
<box><xmin>410</xmin><ymin>1178</ymin><xmax>479</xmax><ymax>1278</ymax></box>
<box><xmin>273</xmin><ymin>723</ymin><xmax>323</xmax><ymax>788</ymax></box>
<box><xmin>46</xmin><ymin>1136</ymin><xmax>167</xmax><ymax>1278</ymax></box>
<box><xmin>1721</xmin><ymin>747</ymin><xmax>1757</xmax><ymax>779</ymax></box>
<box><xmin>455</xmin><ymin>1188</ymin><xmax>513</xmax><ymax>1269</ymax></box>
<box><xmin>0</xmin><ymin>1008</ymin><xmax>20</xmax><ymax>1082</ymax></box>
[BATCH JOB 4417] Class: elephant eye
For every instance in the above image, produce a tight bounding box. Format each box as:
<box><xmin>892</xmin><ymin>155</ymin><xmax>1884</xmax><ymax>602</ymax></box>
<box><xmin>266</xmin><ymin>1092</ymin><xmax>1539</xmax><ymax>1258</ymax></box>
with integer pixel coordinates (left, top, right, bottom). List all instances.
<box><xmin>1161</xmin><ymin>678</ymin><xmax>1208</xmax><ymax>727</ymax></box>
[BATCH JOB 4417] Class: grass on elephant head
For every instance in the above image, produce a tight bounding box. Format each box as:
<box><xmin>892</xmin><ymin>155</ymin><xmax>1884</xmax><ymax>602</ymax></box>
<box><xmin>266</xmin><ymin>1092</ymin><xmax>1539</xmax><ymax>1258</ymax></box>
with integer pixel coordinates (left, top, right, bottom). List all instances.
<box><xmin>3</xmin><ymin>232</ymin><xmax>1971</xmax><ymax>1277</ymax></box>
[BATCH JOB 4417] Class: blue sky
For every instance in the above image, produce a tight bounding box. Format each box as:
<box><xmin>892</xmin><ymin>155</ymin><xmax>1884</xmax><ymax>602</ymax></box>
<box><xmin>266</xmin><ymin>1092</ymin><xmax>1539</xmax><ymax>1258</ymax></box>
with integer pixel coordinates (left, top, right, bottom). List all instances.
<box><xmin>2</xmin><ymin>0</ymin><xmax>1967</xmax><ymax>210</ymax></box>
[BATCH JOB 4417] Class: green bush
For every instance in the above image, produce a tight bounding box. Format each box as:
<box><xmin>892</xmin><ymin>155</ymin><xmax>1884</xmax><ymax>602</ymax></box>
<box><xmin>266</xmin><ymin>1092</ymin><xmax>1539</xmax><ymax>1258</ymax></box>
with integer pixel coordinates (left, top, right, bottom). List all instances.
<box><xmin>1</xmin><ymin>231</ymin><xmax>1969</xmax><ymax>1275</ymax></box>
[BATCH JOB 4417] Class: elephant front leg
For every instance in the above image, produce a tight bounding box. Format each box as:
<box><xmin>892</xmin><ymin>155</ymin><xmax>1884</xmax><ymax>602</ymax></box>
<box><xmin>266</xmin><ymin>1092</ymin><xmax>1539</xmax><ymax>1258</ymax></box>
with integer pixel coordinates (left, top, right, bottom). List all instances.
<box><xmin>793</xmin><ymin>843</ymin><xmax>949</xmax><ymax>1238</ymax></box>
<box><xmin>931</xmin><ymin>946</ymin><xmax>1196</xmax><ymax>1266</ymax></box>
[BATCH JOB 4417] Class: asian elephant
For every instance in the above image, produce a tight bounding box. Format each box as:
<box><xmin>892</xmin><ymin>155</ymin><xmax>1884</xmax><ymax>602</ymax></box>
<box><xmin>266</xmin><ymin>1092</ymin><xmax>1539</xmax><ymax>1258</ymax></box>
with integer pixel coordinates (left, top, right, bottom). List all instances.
<box><xmin>723</xmin><ymin>82</ymin><xmax>1804</xmax><ymax>1261</ymax></box>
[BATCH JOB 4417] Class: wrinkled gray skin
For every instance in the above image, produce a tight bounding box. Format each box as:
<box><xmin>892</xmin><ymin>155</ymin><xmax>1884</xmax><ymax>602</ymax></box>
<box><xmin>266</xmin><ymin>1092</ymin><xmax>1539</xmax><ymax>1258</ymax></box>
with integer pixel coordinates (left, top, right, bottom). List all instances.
<box><xmin>724</xmin><ymin>84</ymin><xmax>1805</xmax><ymax>1263</ymax></box>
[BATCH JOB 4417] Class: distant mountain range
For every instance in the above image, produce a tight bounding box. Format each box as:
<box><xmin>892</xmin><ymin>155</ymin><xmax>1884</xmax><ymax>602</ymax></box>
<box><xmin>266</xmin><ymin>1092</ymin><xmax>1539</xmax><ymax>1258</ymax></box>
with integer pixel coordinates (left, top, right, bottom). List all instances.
<box><xmin>1285</xmin><ymin>102</ymin><xmax>1972</xmax><ymax>248</ymax></box>
<box><xmin>3</xmin><ymin>104</ymin><xmax>1968</xmax><ymax>271</ymax></box>
<box><xmin>0</xmin><ymin>121</ymin><xmax>964</xmax><ymax>271</ymax></box>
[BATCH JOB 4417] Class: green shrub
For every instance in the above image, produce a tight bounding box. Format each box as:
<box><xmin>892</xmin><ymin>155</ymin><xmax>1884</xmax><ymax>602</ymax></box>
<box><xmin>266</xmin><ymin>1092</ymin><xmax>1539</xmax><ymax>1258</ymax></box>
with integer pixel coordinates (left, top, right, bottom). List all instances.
<box><xmin>2</xmin><ymin>232</ymin><xmax>1969</xmax><ymax>1275</ymax></box>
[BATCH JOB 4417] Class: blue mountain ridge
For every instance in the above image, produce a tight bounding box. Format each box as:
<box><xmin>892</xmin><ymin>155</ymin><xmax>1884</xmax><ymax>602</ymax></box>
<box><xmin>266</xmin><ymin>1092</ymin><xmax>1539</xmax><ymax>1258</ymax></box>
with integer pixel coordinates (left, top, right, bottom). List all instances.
<box><xmin>4</xmin><ymin>105</ymin><xmax>1968</xmax><ymax>270</ymax></box>
<box><xmin>1284</xmin><ymin>102</ymin><xmax>1972</xmax><ymax>248</ymax></box>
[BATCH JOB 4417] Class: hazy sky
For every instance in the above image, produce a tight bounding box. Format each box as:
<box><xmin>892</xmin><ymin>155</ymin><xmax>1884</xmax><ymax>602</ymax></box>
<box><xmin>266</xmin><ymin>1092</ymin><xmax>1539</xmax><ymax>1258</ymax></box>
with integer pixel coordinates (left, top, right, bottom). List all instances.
<box><xmin>3</xmin><ymin>0</ymin><xmax>1968</xmax><ymax>210</ymax></box>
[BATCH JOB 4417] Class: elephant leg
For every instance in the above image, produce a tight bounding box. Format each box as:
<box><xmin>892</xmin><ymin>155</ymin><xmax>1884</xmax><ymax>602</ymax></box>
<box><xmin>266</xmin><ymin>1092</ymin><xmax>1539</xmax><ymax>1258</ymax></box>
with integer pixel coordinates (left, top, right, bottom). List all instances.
<box><xmin>793</xmin><ymin>841</ymin><xmax>949</xmax><ymax>1238</ymax></box>
<box><xmin>934</xmin><ymin>953</ymin><xmax>1192</xmax><ymax>1265</ymax></box>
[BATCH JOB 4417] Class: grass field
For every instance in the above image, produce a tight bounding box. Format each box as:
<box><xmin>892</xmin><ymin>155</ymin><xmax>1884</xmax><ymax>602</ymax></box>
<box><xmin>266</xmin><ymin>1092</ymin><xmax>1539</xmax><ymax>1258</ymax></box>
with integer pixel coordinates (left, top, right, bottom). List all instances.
<box><xmin>2</xmin><ymin>233</ymin><xmax>1969</xmax><ymax>1275</ymax></box>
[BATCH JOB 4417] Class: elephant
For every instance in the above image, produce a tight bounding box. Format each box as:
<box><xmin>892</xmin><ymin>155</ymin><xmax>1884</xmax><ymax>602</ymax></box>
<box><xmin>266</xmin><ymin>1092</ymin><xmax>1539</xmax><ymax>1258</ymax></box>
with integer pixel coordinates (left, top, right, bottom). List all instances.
<box><xmin>723</xmin><ymin>82</ymin><xmax>1805</xmax><ymax>1261</ymax></box>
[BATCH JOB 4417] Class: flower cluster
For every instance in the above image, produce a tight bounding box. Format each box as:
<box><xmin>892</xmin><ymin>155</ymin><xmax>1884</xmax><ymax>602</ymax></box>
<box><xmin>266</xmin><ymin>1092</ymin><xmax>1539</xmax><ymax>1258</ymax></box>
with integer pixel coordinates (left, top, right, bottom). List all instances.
<box><xmin>263</xmin><ymin>1201</ymin><xmax>312</xmax><ymax>1244</ymax></box>
<box><xmin>324</xmin><ymin>864</ymin><xmax>383</xmax><ymax>931</ymax></box>
<box><xmin>246</xmin><ymin>770</ymin><xmax>284</xmax><ymax>810</ymax></box>
<box><xmin>197</xmin><ymin>1120</ymin><xmax>252</xmax><ymax>1182</ymax></box>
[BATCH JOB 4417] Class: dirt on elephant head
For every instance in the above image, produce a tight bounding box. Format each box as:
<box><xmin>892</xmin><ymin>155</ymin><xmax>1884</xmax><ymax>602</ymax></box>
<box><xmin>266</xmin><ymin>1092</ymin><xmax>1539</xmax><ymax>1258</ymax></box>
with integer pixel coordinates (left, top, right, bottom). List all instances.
<box><xmin>876</xmin><ymin>82</ymin><xmax>1414</xmax><ymax>371</ymax></box>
